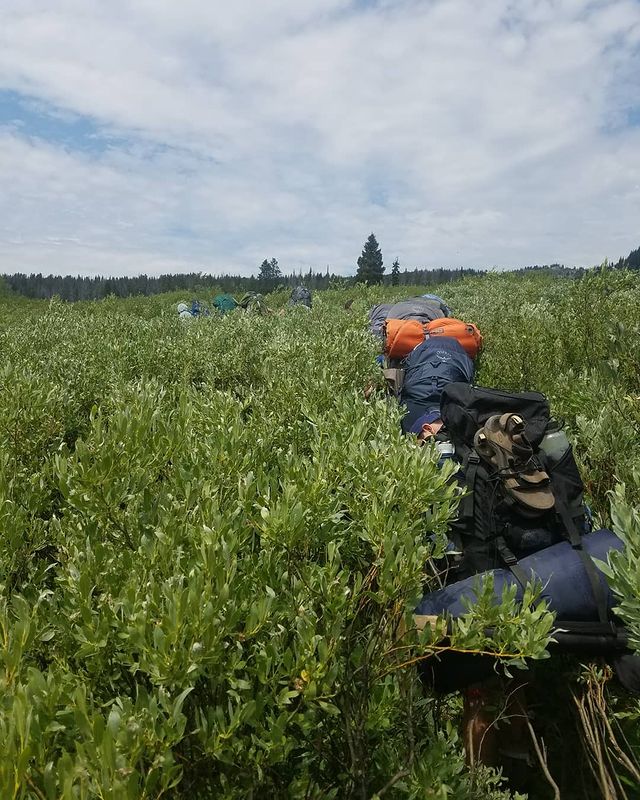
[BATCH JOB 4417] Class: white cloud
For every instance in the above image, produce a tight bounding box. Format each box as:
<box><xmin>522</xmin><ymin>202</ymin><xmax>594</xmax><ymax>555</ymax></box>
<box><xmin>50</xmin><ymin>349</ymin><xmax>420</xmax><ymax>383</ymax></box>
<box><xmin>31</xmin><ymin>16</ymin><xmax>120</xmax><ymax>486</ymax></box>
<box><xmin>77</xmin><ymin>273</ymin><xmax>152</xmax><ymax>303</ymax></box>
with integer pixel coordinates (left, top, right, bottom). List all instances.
<box><xmin>0</xmin><ymin>0</ymin><xmax>639</xmax><ymax>275</ymax></box>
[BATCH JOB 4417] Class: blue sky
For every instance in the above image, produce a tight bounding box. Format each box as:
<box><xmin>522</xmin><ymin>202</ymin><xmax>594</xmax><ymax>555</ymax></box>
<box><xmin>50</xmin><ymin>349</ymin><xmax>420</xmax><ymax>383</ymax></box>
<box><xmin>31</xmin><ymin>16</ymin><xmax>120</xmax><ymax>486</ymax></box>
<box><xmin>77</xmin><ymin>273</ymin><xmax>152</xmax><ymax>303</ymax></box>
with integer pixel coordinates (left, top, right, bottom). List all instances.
<box><xmin>1</xmin><ymin>0</ymin><xmax>639</xmax><ymax>277</ymax></box>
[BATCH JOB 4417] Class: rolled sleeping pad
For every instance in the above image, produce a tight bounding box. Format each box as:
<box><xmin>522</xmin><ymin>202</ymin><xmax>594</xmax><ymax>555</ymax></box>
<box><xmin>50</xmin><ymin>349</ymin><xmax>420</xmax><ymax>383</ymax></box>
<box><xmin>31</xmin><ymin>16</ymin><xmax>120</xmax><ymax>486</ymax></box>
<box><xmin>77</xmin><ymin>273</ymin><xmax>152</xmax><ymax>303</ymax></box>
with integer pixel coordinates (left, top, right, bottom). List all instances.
<box><xmin>415</xmin><ymin>529</ymin><xmax>623</xmax><ymax>622</ymax></box>
<box><xmin>416</xmin><ymin>529</ymin><xmax>627</xmax><ymax>694</ymax></box>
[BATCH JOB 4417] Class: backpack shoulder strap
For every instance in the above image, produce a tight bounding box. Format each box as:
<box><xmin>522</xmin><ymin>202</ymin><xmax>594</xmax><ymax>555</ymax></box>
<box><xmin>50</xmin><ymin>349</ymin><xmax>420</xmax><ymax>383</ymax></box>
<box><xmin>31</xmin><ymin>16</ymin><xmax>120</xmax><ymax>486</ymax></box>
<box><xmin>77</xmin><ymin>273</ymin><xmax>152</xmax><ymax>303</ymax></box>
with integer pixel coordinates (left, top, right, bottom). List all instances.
<box><xmin>454</xmin><ymin>446</ymin><xmax>497</xmax><ymax>543</ymax></box>
<box><xmin>457</xmin><ymin>448</ymin><xmax>480</xmax><ymax>523</ymax></box>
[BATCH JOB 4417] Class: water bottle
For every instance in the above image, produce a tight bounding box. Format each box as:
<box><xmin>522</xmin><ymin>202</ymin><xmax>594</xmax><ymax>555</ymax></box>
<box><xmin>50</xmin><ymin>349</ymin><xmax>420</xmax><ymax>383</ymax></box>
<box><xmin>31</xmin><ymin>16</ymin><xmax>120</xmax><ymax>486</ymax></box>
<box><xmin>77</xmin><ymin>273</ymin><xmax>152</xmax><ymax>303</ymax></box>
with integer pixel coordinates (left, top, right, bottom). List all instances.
<box><xmin>539</xmin><ymin>427</ymin><xmax>570</xmax><ymax>465</ymax></box>
<box><xmin>436</xmin><ymin>440</ymin><xmax>455</xmax><ymax>467</ymax></box>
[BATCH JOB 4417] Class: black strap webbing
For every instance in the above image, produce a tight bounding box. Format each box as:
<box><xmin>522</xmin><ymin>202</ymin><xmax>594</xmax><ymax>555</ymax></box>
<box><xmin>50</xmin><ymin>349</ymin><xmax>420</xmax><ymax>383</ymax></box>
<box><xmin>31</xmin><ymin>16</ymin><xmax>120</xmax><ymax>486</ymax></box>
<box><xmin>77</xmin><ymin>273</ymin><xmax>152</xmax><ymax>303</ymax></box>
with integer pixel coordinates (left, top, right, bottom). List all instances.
<box><xmin>495</xmin><ymin>536</ymin><xmax>530</xmax><ymax>589</ymax></box>
<box><xmin>557</xmin><ymin>501</ymin><xmax>610</xmax><ymax>625</ymax></box>
<box><xmin>458</xmin><ymin>450</ymin><xmax>479</xmax><ymax>523</ymax></box>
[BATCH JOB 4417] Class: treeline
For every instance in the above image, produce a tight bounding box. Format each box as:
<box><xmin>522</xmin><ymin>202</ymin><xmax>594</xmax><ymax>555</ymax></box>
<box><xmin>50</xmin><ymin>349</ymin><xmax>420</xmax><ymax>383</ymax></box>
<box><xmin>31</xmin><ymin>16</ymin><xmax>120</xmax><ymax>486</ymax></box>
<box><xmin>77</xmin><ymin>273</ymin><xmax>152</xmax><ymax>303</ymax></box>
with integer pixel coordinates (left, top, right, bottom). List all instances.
<box><xmin>510</xmin><ymin>263</ymin><xmax>587</xmax><ymax>278</ymax></box>
<box><xmin>615</xmin><ymin>244</ymin><xmax>640</xmax><ymax>270</ymax></box>
<box><xmin>1</xmin><ymin>266</ymin><xmax>483</xmax><ymax>302</ymax></box>
<box><xmin>0</xmin><ymin>271</ymin><xmax>338</xmax><ymax>301</ymax></box>
<box><xmin>496</xmin><ymin>243</ymin><xmax>640</xmax><ymax>277</ymax></box>
<box><xmin>387</xmin><ymin>266</ymin><xmax>485</xmax><ymax>285</ymax></box>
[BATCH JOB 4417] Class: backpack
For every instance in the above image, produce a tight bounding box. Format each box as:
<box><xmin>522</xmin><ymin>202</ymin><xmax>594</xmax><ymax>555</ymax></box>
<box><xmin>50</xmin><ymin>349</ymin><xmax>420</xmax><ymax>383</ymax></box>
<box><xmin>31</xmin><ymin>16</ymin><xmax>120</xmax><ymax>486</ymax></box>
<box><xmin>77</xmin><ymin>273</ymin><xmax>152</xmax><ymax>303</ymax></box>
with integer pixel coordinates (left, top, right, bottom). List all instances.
<box><xmin>289</xmin><ymin>286</ymin><xmax>312</xmax><ymax>308</ymax></box>
<box><xmin>399</xmin><ymin>338</ymin><xmax>475</xmax><ymax>433</ymax></box>
<box><xmin>212</xmin><ymin>294</ymin><xmax>238</xmax><ymax>314</ymax></box>
<box><xmin>386</xmin><ymin>298</ymin><xmax>446</xmax><ymax>325</ymax></box>
<box><xmin>368</xmin><ymin>303</ymin><xmax>392</xmax><ymax>335</ymax></box>
<box><xmin>425</xmin><ymin>318</ymin><xmax>483</xmax><ymax>359</ymax></box>
<box><xmin>439</xmin><ymin>383</ymin><xmax>609</xmax><ymax>625</ymax></box>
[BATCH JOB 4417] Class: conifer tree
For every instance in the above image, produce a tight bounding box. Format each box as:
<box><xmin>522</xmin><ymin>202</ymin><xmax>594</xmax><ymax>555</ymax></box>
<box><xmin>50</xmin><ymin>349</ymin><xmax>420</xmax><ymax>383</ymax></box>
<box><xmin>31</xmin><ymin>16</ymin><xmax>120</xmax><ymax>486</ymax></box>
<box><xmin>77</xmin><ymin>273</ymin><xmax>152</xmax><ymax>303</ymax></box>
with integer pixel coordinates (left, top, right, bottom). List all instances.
<box><xmin>258</xmin><ymin>258</ymin><xmax>281</xmax><ymax>289</ymax></box>
<box><xmin>356</xmin><ymin>234</ymin><xmax>384</xmax><ymax>285</ymax></box>
<box><xmin>391</xmin><ymin>258</ymin><xmax>400</xmax><ymax>286</ymax></box>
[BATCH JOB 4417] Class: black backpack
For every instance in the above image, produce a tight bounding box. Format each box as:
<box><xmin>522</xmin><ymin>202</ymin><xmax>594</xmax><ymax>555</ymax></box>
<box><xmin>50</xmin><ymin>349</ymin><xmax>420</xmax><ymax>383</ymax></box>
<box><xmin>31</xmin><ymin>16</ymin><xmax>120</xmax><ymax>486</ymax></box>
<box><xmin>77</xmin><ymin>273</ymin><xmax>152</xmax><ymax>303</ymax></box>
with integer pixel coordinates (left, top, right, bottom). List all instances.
<box><xmin>439</xmin><ymin>383</ymin><xmax>609</xmax><ymax>624</ymax></box>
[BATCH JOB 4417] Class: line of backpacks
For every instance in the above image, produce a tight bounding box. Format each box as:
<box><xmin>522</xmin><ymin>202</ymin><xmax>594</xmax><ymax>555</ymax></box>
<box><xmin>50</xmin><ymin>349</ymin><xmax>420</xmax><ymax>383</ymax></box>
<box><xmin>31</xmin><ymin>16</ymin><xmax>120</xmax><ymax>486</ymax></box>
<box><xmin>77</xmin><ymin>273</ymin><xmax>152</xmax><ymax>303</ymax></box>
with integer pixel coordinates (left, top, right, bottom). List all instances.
<box><xmin>368</xmin><ymin>295</ymin><xmax>639</xmax><ymax>694</ymax></box>
<box><xmin>177</xmin><ymin>286</ymin><xmax>312</xmax><ymax>319</ymax></box>
<box><xmin>369</xmin><ymin>295</ymin><xmax>483</xmax><ymax>433</ymax></box>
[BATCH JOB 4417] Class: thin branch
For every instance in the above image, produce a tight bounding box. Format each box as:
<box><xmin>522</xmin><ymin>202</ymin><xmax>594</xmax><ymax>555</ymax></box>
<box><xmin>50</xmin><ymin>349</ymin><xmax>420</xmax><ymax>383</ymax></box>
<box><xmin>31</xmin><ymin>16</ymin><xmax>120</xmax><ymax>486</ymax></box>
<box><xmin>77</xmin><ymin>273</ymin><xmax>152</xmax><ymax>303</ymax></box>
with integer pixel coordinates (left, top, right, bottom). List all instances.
<box><xmin>373</xmin><ymin>768</ymin><xmax>409</xmax><ymax>798</ymax></box>
<box><xmin>377</xmin><ymin>644</ymin><xmax>528</xmax><ymax>679</ymax></box>
<box><xmin>524</xmin><ymin>715</ymin><xmax>561</xmax><ymax>800</ymax></box>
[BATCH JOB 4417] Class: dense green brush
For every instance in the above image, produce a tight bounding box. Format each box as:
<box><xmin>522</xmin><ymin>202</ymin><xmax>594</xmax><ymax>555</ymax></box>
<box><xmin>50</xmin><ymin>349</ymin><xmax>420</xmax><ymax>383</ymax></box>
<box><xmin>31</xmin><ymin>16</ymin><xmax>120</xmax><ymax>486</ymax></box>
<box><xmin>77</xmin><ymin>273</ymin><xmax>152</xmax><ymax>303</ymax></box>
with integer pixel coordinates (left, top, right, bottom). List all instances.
<box><xmin>0</xmin><ymin>270</ymin><xmax>638</xmax><ymax>798</ymax></box>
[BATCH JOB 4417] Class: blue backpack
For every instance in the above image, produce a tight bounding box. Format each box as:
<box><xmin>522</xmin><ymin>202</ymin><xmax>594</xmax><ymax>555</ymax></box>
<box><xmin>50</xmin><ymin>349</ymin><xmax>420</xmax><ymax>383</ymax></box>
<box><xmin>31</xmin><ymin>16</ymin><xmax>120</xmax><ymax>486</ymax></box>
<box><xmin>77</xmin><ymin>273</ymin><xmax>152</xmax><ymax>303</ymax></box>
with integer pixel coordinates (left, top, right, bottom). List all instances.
<box><xmin>400</xmin><ymin>337</ymin><xmax>474</xmax><ymax>433</ymax></box>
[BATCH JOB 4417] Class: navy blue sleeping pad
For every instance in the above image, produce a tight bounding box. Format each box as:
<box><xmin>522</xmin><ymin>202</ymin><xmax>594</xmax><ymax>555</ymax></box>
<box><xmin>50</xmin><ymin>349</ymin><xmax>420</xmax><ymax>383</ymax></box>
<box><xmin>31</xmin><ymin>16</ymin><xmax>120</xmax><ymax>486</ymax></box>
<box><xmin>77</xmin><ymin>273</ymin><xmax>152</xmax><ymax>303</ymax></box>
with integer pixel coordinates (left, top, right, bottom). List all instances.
<box><xmin>401</xmin><ymin>337</ymin><xmax>475</xmax><ymax>433</ymax></box>
<box><xmin>416</xmin><ymin>529</ymin><xmax>623</xmax><ymax>622</ymax></box>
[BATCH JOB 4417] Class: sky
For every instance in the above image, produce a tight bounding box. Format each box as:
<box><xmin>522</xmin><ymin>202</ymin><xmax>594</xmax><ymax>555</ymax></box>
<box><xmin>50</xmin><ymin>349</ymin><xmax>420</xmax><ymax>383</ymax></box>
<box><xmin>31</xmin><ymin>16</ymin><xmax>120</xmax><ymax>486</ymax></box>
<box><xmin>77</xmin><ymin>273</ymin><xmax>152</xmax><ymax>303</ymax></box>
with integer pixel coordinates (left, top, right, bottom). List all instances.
<box><xmin>0</xmin><ymin>0</ymin><xmax>639</xmax><ymax>277</ymax></box>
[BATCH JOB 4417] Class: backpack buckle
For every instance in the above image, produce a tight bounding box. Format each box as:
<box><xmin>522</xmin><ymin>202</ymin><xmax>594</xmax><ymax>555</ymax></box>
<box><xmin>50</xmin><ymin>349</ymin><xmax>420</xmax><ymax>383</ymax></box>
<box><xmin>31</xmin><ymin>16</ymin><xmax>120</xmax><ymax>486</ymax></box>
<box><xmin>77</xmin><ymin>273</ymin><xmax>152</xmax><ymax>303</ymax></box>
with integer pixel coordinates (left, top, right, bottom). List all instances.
<box><xmin>495</xmin><ymin>536</ymin><xmax>518</xmax><ymax>566</ymax></box>
<box><xmin>468</xmin><ymin>452</ymin><xmax>481</xmax><ymax>465</ymax></box>
<box><xmin>500</xmin><ymin>550</ymin><xmax>519</xmax><ymax>567</ymax></box>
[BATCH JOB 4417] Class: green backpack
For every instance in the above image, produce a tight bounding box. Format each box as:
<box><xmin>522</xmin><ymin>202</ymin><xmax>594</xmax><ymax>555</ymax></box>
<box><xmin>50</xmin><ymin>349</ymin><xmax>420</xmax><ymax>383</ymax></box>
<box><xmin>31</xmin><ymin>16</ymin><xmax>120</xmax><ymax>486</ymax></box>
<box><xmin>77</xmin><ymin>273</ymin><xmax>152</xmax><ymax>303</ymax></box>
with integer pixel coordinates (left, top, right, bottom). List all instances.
<box><xmin>212</xmin><ymin>294</ymin><xmax>238</xmax><ymax>314</ymax></box>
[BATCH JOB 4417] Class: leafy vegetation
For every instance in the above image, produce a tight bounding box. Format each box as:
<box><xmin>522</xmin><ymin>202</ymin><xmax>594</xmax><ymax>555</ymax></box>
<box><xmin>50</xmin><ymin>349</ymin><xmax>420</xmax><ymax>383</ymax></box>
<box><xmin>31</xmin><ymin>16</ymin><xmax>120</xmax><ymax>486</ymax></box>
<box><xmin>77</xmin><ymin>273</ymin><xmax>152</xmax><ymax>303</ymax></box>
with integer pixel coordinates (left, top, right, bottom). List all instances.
<box><xmin>0</xmin><ymin>268</ymin><xmax>639</xmax><ymax>798</ymax></box>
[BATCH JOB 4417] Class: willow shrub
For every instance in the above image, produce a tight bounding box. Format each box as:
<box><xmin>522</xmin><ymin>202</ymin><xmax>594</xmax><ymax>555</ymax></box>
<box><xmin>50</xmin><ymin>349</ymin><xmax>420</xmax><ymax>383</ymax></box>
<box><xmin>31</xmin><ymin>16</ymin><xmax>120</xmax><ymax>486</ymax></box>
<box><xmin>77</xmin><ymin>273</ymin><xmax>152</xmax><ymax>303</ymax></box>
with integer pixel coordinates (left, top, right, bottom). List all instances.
<box><xmin>3</xmin><ymin>269</ymin><xmax>639</xmax><ymax>798</ymax></box>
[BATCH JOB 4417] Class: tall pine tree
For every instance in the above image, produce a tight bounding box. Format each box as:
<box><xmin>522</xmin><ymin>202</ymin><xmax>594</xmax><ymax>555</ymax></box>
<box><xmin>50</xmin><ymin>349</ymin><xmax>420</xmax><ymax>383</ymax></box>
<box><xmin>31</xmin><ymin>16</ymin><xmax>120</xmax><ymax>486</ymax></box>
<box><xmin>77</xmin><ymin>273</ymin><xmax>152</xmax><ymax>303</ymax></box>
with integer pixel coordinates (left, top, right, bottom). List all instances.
<box><xmin>391</xmin><ymin>258</ymin><xmax>400</xmax><ymax>285</ymax></box>
<box><xmin>356</xmin><ymin>233</ymin><xmax>384</xmax><ymax>285</ymax></box>
<box><xmin>258</xmin><ymin>258</ymin><xmax>281</xmax><ymax>290</ymax></box>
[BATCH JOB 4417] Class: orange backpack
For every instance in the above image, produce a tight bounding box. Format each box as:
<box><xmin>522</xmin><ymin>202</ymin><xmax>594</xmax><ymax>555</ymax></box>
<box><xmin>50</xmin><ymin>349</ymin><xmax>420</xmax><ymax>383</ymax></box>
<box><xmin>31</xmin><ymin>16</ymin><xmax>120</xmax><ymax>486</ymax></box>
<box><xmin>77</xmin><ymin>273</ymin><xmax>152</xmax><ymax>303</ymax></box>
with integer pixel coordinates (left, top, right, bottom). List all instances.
<box><xmin>425</xmin><ymin>318</ymin><xmax>483</xmax><ymax>359</ymax></box>
<box><xmin>384</xmin><ymin>318</ymin><xmax>427</xmax><ymax>359</ymax></box>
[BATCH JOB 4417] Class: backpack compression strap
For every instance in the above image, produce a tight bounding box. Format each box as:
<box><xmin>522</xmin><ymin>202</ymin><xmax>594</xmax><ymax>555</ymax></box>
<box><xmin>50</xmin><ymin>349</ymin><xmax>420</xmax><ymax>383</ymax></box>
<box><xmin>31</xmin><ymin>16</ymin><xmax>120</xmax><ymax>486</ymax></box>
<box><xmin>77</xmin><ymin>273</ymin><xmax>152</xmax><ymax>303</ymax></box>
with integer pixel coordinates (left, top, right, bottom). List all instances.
<box><xmin>556</xmin><ymin>500</ymin><xmax>610</xmax><ymax>626</ymax></box>
<box><xmin>457</xmin><ymin>450</ymin><xmax>481</xmax><ymax>530</ymax></box>
<box><xmin>494</xmin><ymin>504</ymin><xmax>610</xmax><ymax>627</ymax></box>
<box><xmin>494</xmin><ymin>536</ymin><xmax>531</xmax><ymax>589</ymax></box>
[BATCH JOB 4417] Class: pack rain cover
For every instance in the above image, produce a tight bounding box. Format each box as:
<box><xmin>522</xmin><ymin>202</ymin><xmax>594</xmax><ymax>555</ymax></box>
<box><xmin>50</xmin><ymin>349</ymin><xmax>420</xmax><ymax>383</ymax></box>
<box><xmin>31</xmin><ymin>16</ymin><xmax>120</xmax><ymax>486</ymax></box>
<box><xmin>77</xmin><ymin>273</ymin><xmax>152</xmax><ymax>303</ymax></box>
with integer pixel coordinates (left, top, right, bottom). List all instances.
<box><xmin>386</xmin><ymin>298</ymin><xmax>446</xmax><ymax>324</ymax></box>
<box><xmin>213</xmin><ymin>294</ymin><xmax>238</xmax><ymax>313</ymax></box>
<box><xmin>368</xmin><ymin>303</ymin><xmax>392</xmax><ymax>335</ymax></box>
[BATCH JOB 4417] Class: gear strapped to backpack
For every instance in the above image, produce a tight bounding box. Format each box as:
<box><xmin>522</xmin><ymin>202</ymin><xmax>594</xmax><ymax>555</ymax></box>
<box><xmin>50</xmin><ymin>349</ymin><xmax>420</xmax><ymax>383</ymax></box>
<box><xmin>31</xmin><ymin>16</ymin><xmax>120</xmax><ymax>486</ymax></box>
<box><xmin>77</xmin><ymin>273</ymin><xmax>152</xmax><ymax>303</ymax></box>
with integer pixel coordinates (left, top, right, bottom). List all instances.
<box><xmin>440</xmin><ymin>383</ymin><xmax>609</xmax><ymax>625</ymax></box>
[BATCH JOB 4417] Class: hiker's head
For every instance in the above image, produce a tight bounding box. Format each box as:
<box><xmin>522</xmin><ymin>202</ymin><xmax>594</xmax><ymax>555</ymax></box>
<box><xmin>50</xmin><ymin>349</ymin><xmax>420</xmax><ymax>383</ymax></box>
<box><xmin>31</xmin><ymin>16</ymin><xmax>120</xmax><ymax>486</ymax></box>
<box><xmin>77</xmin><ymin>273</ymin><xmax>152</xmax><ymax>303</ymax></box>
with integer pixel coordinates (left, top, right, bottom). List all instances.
<box><xmin>410</xmin><ymin>410</ymin><xmax>444</xmax><ymax>442</ymax></box>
